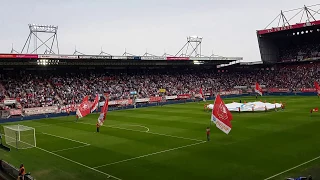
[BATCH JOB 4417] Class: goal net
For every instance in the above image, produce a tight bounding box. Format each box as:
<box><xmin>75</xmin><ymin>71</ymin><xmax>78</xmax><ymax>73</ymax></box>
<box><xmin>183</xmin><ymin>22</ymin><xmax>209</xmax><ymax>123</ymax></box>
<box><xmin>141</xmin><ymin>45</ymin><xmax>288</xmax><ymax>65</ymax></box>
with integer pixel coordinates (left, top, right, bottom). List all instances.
<box><xmin>3</xmin><ymin>125</ymin><xmax>36</xmax><ymax>149</ymax></box>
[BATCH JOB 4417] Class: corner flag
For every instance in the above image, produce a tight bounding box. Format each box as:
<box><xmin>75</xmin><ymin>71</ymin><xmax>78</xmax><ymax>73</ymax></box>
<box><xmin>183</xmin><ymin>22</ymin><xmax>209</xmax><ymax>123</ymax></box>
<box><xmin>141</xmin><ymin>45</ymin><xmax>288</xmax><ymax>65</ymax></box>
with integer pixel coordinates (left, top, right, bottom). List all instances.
<box><xmin>211</xmin><ymin>95</ymin><xmax>233</xmax><ymax>134</ymax></box>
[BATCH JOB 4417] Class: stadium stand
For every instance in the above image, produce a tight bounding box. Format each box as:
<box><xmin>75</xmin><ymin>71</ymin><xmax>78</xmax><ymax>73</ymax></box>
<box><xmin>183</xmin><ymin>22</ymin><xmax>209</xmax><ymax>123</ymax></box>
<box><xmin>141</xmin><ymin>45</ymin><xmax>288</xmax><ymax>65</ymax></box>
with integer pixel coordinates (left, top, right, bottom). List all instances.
<box><xmin>0</xmin><ymin>61</ymin><xmax>319</xmax><ymax>109</ymax></box>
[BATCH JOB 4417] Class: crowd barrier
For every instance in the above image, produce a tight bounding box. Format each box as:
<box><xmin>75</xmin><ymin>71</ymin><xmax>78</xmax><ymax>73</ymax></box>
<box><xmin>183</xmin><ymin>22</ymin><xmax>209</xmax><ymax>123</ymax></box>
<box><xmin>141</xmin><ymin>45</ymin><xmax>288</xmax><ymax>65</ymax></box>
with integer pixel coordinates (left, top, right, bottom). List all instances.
<box><xmin>0</xmin><ymin>92</ymin><xmax>317</xmax><ymax>124</ymax></box>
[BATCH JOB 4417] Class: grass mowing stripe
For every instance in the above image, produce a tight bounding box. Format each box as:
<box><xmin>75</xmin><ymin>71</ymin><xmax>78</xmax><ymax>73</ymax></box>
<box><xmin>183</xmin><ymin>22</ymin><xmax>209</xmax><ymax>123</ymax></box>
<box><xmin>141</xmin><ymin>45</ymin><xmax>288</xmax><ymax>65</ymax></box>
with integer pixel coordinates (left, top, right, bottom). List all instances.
<box><xmin>263</xmin><ymin>155</ymin><xmax>320</xmax><ymax>180</ymax></box>
<box><xmin>94</xmin><ymin>141</ymin><xmax>206</xmax><ymax>168</ymax></box>
<box><xmin>34</xmin><ymin>146</ymin><xmax>122</xmax><ymax>180</ymax></box>
<box><xmin>42</xmin><ymin>132</ymin><xmax>90</xmax><ymax>145</ymax></box>
<box><xmin>78</xmin><ymin>122</ymin><xmax>205</xmax><ymax>142</ymax></box>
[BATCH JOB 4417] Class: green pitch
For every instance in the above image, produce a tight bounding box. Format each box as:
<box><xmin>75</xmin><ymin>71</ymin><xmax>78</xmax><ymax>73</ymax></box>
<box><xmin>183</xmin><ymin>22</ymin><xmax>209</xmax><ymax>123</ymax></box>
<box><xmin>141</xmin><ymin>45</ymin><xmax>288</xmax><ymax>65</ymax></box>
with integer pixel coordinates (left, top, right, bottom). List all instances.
<box><xmin>0</xmin><ymin>96</ymin><xmax>319</xmax><ymax>180</ymax></box>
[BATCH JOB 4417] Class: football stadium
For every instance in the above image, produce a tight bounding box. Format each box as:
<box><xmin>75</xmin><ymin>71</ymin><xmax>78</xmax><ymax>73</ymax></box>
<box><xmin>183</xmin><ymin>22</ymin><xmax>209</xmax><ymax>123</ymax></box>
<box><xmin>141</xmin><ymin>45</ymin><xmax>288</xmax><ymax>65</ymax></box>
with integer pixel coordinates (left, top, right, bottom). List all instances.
<box><xmin>1</xmin><ymin>3</ymin><xmax>320</xmax><ymax>180</ymax></box>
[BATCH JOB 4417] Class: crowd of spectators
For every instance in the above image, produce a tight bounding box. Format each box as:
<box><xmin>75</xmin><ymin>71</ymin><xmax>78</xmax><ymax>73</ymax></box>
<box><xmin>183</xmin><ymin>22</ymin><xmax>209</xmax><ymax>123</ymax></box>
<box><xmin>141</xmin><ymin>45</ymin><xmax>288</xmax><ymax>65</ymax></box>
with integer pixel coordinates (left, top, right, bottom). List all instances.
<box><xmin>280</xmin><ymin>44</ymin><xmax>320</xmax><ymax>62</ymax></box>
<box><xmin>0</xmin><ymin>62</ymin><xmax>319</xmax><ymax>108</ymax></box>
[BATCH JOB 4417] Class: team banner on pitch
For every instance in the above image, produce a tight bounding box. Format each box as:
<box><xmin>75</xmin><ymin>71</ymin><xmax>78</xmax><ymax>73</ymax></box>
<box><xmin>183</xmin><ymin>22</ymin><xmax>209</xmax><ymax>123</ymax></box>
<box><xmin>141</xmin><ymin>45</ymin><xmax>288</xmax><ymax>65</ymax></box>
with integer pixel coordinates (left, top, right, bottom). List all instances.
<box><xmin>255</xmin><ymin>82</ymin><xmax>263</xmax><ymax>96</ymax></box>
<box><xmin>211</xmin><ymin>95</ymin><xmax>233</xmax><ymax>134</ymax></box>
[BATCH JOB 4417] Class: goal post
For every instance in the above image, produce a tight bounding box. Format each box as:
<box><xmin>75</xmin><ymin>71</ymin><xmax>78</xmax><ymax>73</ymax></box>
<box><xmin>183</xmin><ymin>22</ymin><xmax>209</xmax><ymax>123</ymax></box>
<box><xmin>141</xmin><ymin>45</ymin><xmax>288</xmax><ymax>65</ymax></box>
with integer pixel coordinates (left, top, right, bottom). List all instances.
<box><xmin>3</xmin><ymin>125</ymin><xmax>36</xmax><ymax>149</ymax></box>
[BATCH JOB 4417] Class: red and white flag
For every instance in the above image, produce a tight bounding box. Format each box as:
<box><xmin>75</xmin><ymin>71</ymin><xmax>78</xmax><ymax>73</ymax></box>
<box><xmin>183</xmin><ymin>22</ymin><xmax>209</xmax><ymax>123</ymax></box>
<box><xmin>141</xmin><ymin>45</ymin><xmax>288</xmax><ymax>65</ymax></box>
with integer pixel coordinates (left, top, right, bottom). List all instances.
<box><xmin>211</xmin><ymin>95</ymin><xmax>233</xmax><ymax>134</ymax></box>
<box><xmin>200</xmin><ymin>88</ymin><xmax>206</xmax><ymax>101</ymax></box>
<box><xmin>76</xmin><ymin>96</ymin><xmax>91</xmax><ymax>118</ymax></box>
<box><xmin>315</xmin><ymin>81</ymin><xmax>320</xmax><ymax>95</ymax></box>
<box><xmin>98</xmin><ymin>97</ymin><xmax>109</xmax><ymax>125</ymax></box>
<box><xmin>90</xmin><ymin>94</ymin><xmax>99</xmax><ymax>113</ymax></box>
<box><xmin>255</xmin><ymin>82</ymin><xmax>263</xmax><ymax>96</ymax></box>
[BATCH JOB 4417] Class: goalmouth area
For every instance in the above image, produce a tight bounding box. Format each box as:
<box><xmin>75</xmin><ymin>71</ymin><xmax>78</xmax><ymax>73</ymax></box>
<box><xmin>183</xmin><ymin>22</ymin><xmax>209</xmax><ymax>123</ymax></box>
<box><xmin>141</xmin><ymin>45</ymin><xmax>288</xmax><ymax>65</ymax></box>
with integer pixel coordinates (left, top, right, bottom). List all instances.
<box><xmin>0</xmin><ymin>96</ymin><xmax>320</xmax><ymax>180</ymax></box>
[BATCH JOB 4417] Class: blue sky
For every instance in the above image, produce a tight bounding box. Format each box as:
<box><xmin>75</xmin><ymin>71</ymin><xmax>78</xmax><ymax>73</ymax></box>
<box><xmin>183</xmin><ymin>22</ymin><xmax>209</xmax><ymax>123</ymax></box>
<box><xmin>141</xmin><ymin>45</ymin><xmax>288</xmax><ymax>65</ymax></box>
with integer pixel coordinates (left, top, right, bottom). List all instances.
<box><xmin>1</xmin><ymin>0</ymin><xmax>320</xmax><ymax>61</ymax></box>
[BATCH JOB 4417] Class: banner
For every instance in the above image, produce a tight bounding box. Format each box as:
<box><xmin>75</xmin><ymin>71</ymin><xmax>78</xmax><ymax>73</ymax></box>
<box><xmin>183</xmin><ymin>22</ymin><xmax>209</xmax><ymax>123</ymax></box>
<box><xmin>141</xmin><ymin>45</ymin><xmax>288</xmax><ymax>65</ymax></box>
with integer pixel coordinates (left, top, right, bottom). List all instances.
<box><xmin>149</xmin><ymin>97</ymin><xmax>162</xmax><ymax>102</ymax></box>
<box><xmin>165</xmin><ymin>96</ymin><xmax>177</xmax><ymax>100</ymax></box>
<box><xmin>16</xmin><ymin>54</ymin><xmax>38</xmax><ymax>58</ymax></box>
<box><xmin>141</xmin><ymin>56</ymin><xmax>166</xmax><ymax>60</ymax></box>
<box><xmin>219</xmin><ymin>90</ymin><xmax>242</xmax><ymax>95</ymax></box>
<box><xmin>167</xmin><ymin>57</ymin><xmax>190</xmax><ymax>60</ymax></box>
<box><xmin>300</xmin><ymin>88</ymin><xmax>316</xmax><ymax>92</ymax></box>
<box><xmin>126</xmin><ymin>56</ymin><xmax>141</xmax><ymax>60</ymax></box>
<box><xmin>24</xmin><ymin>106</ymin><xmax>59</xmax><ymax>116</ymax></box>
<box><xmin>135</xmin><ymin>98</ymin><xmax>149</xmax><ymax>103</ymax></box>
<box><xmin>78</xmin><ymin>55</ymin><xmax>112</xmax><ymax>59</ymax></box>
<box><xmin>268</xmin><ymin>88</ymin><xmax>290</xmax><ymax>93</ymax></box>
<box><xmin>112</xmin><ymin>56</ymin><xmax>127</xmax><ymax>60</ymax></box>
<box><xmin>3</xmin><ymin>99</ymin><xmax>16</xmax><ymax>105</ymax></box>
<box><xmin>0</xmin><ymin>54</ymin><xmax>16</xmax><ymax>58</ymax></box>
<box><xmin>177</xmin><ymin>94</ymin><xmax>191</xmax><ymax>99</ymax></box>
<box><xmin>108</xmin><ymin>99</ymin><xmax>133</xmax><ymax>105</ymax></box>
<box><xmin>159</xmin><ymin>89</ymin><xmax>166</xmax><ymax>93</ymax></box>
<box><xmin>9</xmin><ymin>109</ymin><xmax>22</xmax><ymax>116</ymax></box>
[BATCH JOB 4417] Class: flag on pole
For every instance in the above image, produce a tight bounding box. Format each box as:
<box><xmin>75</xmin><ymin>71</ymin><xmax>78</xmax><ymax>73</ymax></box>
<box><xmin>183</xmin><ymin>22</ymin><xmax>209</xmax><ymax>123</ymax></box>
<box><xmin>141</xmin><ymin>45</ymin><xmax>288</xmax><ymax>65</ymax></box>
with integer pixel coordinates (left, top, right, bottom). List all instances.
<box><xmin>98</xmin><ymin>97</ymin><xmax>109</xmax><ymax>125</ymax></box>
<box><xmin>76</xmin><ymin>96</ymin><xmax>91</xmax><ymax>118</ymax></box>
<box><xmin>200</xmin><ymin>88</ymin><xmax>206</xmax><ymax>101</ymax></box>
<box><xmin>315</xmin><ymin>81</ymin><xmax>320</xmax><ymax>95</ymax></box>
<box><xmin>90</xmin><ymin>94</ymin><xmax>99</xmax><ymax>113</ymax></box>
<box><xmin>255</xmin><ymin>82</ymin><xmax>263</xmax><ymax>96</ymax></box>
<box><xmin>211</xmin><ymin>95</ymin><xmax>233</xmax><ymax>134</ymax></box>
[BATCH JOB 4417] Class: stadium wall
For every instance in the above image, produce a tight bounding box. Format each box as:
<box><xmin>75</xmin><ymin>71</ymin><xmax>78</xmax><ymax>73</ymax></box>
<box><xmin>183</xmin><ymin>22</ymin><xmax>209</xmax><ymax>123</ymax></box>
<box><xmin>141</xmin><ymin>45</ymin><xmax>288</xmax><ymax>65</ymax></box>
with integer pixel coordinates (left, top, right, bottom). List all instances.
<box><xmin>0</xmin><ymin>93</ymin><xmax>317</xmax><ymax>124</ymax></box>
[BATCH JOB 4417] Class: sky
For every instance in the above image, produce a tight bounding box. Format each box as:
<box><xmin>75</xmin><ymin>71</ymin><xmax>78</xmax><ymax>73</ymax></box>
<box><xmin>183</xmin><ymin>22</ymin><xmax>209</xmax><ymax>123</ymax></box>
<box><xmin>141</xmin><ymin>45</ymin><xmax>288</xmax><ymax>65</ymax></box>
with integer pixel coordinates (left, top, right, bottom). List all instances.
<box><xmin>0</xmin><ymin>0</ymin><xmax>320</xmax><ymax>62</ymax></box>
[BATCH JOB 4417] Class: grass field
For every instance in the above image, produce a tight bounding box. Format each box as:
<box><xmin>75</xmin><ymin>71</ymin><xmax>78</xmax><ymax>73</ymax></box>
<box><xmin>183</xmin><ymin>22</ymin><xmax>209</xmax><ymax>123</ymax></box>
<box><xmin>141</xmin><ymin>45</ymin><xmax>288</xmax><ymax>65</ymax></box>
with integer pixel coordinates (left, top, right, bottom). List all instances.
<box><xmin>0</xmin><ymin>96</ymin><xmax>320</xmax><ymax>180</ymax></box>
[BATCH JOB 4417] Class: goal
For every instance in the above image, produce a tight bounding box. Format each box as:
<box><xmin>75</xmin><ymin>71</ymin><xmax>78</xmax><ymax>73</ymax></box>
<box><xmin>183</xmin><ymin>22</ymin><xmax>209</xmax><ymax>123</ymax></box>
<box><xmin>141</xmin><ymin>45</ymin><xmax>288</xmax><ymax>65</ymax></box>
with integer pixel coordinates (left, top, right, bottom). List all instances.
<box><xmin>3</xmin><ymin>125</ymin><xmax>36</xmax><ymax>149</ymax></box>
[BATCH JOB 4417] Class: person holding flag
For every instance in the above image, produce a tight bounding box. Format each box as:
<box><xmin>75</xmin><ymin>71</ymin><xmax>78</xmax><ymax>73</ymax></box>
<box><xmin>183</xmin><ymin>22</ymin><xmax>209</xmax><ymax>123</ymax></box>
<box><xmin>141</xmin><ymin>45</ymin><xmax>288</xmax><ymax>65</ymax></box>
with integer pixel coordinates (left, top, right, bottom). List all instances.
<box><xmin>314</xmin><ymin>81</ymin><xmax>320</xmax><ymax>98</ymax></box>
<box><xmin>96</xmin><ymin>96</ymin><xmax>109</xmax><ymax>132</ymax></box>
<box><xmin>96</xmin><ymin>122</ymin><xmax>100</xmax><ymax>133</ymax></box>
<box><xmin>206</xmin><ymin>127</ymin><xmax>210</xmax><ymax>141</ymax></box>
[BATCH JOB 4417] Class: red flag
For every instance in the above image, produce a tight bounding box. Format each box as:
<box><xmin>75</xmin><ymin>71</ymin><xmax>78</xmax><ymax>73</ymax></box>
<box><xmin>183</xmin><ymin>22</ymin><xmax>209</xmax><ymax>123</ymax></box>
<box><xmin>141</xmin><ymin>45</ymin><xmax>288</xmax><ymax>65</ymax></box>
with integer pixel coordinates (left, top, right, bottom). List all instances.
<box><xmin>200</xmin><ymin>88</ymin><xmax>206</xmax><ymax>101</ymax></box>
<box><xmin>98</xmin><ymin>97</ymin><xmax>109</xmax><ymax>125</ymax></box>
<box><xmin>211</xmin><ymin>95</ymin><xmax>233</xmax><ymax>134</ymax></box>
<box><xmin>315</xmin><ymin>82</ymin><xmax>320</xmax><ymax>95</ymax></box>
<box><xmin>76</xmin><ymin>96</ymin><xmax>91</xmax><ymax>118</ymax></box>
<box><xmin>312</xmin><ymin>107</ymin><xmax>319</xmax><ymax>112</ymax></box>
<box><xmin>255</xmin><ymin>82</ymin><xmax>263</xmax><ymax>96</ymax></box>
<box><xmin>90</xmin><ymin>94</ymin><xmax>99</xmax><ymax>113</ymax></box>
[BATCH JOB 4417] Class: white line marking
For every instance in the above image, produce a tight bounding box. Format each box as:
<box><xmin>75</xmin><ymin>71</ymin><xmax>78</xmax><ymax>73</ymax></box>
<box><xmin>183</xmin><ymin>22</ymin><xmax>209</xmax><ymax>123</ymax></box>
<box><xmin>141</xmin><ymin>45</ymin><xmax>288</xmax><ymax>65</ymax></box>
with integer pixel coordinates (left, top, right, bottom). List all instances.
<box><xmin>78</xmin><ymin>122</ymin><xmax>204</xmax><ymax>142</ymax></box>
<box><xmin>41</xmin><ymin>132</ymin><xmax>90</xmax><ymax>146</ymax></box>
<box><xmin>35</xmin><ymin>146</ymin><xmax>121</xmax><ymax>180</ymax></box>
<box><xmin>108</xmin><ymin>124</ymin><xmax>150</xmax><ymax>132</ymax></box>
<box><xmin>94</xmin><ymin>141</ymin><xmax>206</xmax><ymax>168</ymax></box>
<box><xmin>263</xmin><ymin>155</ymin><xmax>320</xmax><ymax>180</ymax></box>
<box><xmin>52</xmin><ymin>144</ymin><xmax>90</xmax><ymax>153</ymax></box>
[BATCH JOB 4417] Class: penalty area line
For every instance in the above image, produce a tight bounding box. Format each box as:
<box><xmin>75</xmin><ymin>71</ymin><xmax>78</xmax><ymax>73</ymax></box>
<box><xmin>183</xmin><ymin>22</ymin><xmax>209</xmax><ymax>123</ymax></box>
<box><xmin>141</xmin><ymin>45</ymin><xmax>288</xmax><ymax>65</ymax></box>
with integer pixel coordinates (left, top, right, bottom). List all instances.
<box><xmin>42</xmin><ymin>132</ymin><xmax>90</xmax><ymax>146</ymax></box>
<box><xmin>52</xmin><ymin>144</ymin><xmax>90</xmax><ymax>153</ymax></box>
<box><xmin>94</xmin><ymin>141</ymin><xmax>206</xmax><ymax>168</ymax></box>
<box><xmin>35</xmin><ymin>146</ymin><xmax>122</xmax><ymax>180</ymax></box>
<box><xmin>263</xmin><ymin>155</ymin><xmax>320</xmax><ymax>180</ymax></box>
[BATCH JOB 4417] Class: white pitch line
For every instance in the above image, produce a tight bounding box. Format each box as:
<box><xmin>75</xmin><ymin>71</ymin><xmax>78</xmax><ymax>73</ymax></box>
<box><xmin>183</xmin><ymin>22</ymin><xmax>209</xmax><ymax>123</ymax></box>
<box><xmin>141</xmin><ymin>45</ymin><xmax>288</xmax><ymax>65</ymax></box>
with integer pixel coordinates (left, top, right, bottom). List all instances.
<box><xmin>52</xmin><ymin>144</ymin><xmax>90</xmax><ymax>153</ymax></box>
<box><xmin>108</xmin><ymin>124</ymin><xmax>150</xmax><ymax>132</ymax></box>
<box><xmin>35</xmin><ymin>146</ymin><xmax>121</xmax><ymax>180</ymax></box>
<box><xmin>42</xmin><ymin>132</ymin><xmax>90</xmax><ymax>146</ymax></box>
<box><xmin>78</xmin><ymin>122</ymin><xmax>204</xmax><ymax>142</ymax></box>
<box><xmin>94</xmin><ymin>141</ymin><xmax>206</xmax><ymax>168</ymax></box>
<box><xmin>263</xmin><ymin>155</ymin><xmax>320</xmax><ymax>180</ymax></box>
